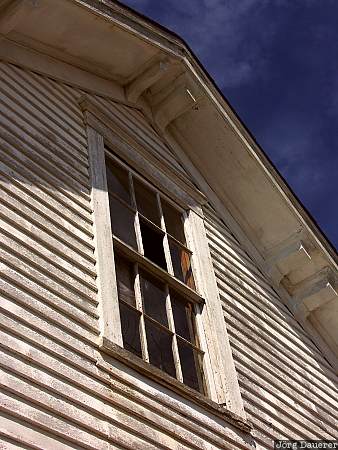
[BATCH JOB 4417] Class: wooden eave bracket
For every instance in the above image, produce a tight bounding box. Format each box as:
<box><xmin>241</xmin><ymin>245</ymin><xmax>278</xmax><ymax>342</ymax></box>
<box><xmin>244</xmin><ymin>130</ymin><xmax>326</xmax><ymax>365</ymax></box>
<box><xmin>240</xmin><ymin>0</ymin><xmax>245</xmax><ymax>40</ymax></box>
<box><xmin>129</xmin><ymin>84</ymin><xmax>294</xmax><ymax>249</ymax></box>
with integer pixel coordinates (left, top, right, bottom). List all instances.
<box><xmin>287</xmin><ymin>268</ymin><xmax>338</xmax><ymax>319</ymax></box>
<box><xmin>264</xmin><ymin>234</ymin><xmax>313</xmax><ymax>283</ymax></box>
<box><xmin>125</xmin><ymin>59</ymin><xmax>170</xmax><ymax>103</ymax></box>
<box><xmin>152</xmin><ymin>73</ymin><xmax>203</xmax><ymax>130</ymax></box>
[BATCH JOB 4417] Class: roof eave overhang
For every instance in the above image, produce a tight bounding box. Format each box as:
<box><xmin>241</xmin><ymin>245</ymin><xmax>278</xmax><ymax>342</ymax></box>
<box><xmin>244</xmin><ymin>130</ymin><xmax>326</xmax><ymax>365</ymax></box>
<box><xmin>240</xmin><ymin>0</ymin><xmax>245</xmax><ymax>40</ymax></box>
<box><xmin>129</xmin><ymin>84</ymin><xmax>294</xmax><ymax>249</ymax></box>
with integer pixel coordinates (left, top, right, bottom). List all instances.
<box><xmin>0</xmin><ymin>0</ymin><xmax>337</xmax><ymax>365</ymax></box>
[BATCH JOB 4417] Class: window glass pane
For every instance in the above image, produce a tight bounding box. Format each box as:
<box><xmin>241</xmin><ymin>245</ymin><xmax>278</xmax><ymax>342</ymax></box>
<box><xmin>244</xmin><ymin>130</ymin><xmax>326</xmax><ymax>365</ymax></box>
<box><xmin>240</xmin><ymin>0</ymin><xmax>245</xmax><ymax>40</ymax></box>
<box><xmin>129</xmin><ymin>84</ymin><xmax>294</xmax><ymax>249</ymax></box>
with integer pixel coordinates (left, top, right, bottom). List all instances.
<box><xmin>140</xmin><ymin>271</ymin><xmax>168</xmax><ymax>326</ymax></box>
<box><xmin>171</xmin><ymin>291</ymin><xmax>194</xmax><ymax>343</ymax></box>
<box><xmin>169</xmin><ymin>239</ymin><xmax>195</xmax><ymax>289</ymax></box>
<box><xmin>106</xmin><ymin>157</ymin><xmax>131</xmax><ymax>204</ymax></box>
<box><xmin>145</xmin><ymin>319</ymin><xmax>176</xmax><ymax>378</ymax></box>
<box><xmin>134</xmin><ymin>179</ymin><xmax>160</xmax><ymax>226</ymax></box>
<box><xmin>177</xmin><ymin>339</ymin><xmax>204</xmax><ymax>393</ymax></box>
<box><xmin>115</xmin><ymin>253</ymin><xmax>136</xmax><ymax>307</ymax></box>
<box><xmin>109</xmin><ymin>196</ymin><xmax>137</xmax><ymax>249</ymax></box>
<box><xmin>140</xmin><ymin>219</ymin><xmax>167</xmax><ymax>270</ymax></box>
<box><xmin>119</xmin><ymin>302</ymin><xmax>142</xmax><ymax>358</ymax></box>
<box><xmin>162</xmin><ymin>200</ymin><xmax>186</xmax><ymax>245</ymax></box>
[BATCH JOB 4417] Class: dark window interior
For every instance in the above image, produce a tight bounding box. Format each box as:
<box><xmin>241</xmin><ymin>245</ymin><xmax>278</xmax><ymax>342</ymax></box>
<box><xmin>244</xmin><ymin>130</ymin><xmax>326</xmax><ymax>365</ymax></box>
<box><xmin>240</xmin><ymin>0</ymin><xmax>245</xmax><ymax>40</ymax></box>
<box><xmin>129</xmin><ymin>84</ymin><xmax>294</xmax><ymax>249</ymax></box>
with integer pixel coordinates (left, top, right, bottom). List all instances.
<box><xmin>139</xmin><ymin>219</ymin><xmax>167</xmax><ymax>270</ymax></box>
<box><xmin>109</xmin><ymin>196</ymin><xmax>137</xmax><ymax>249</ymax></box>
<box><xmin>162</xmin><ymin>200</ymin><xmax>186</xmax><ymax>245</ymax></box>
<box><xmin>141</xmin><ymin>271</ymin><xmax>168</xmax><ymax>326</ymax></box>
<box><xmin>177</xmin><ymin>338</ymin><xmax>203</xmax><ymax>393</ymax></box>
<box><xmin>134</xmin><ymin>179</ymin><xmax>161</xmax><ymax>226</ymax></box>
<box><xmin>106</xmin><ymin>154</ymin><xmax>204</xmax><ymax>392</ymax></box>
<box><xmin>171</xmin><ymin>291</ymin><xmax>194</xmax><ymax>343</ymax></box>
<box><xmin>145</xmin><ymin>319</ymin><xmax>176</xmax><ymax>378</ymax></box>
<box><xmin>115</xmin><ymin>252</ymin><xmax>204</xmax><ymax>392</ymax></box>
<box><xmin>115</xmin><ymin>253</ymin><xmax>136</xmax><ymax>307</ymax></box>
<box><xmin>119</xmin><ymin>302</ymin><xmax>142</xmax><ymax>358</ymax></box>
<box><xmin>106</xmin><ymin>157</ymin><xmax>131</xmax><ymax>204</ymax></box>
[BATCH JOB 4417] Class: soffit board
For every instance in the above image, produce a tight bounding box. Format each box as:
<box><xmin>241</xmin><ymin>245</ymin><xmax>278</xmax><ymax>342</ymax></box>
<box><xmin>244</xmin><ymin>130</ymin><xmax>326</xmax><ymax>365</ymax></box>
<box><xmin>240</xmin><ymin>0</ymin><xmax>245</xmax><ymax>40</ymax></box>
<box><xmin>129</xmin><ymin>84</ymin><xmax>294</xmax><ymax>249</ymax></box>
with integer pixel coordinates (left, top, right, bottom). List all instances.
<box><xmin>2</xmin><ymin>0</ymin><xmax>159</xmax><ymax>82</ymax></box>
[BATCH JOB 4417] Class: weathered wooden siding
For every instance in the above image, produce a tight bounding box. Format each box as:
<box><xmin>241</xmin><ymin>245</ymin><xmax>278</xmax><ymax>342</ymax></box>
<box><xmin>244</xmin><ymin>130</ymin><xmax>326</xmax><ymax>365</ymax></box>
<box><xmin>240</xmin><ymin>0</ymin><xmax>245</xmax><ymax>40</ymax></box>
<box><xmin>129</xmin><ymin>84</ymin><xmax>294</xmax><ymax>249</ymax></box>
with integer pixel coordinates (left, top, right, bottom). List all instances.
<box><xmin>203</xmin><ymin>204</ymin><xmax>338</xmax><ymax>449</ymax></box>
<box><xmin>0</xmin><ymin>62</ymin><xmax>251</xmax><ymax>450</ymax></box>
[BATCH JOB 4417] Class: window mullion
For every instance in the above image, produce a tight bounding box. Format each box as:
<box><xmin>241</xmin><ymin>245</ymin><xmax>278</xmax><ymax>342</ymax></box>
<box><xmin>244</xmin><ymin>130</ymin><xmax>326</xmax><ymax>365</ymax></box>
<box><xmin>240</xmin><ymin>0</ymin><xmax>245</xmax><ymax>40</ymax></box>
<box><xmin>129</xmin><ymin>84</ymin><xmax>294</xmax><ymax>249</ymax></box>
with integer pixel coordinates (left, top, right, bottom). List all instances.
<box><xmin>134</xmin><ymin>263</ymin><xmax>149</xmax><ymax>362</ymax></box>
<box><xmin>165</xmin><ymin>285</ymin><xmax>183</xmax><ymax>383</ymax></box>
<box><xmin>130</xmin><ymin>173</ymin><xmax>144</xmax><ymax>255</ymax></box>
<box><xmin>158</xmin><ymin>193</ymin><xmax>174</xmax><ymax>276</ymax></box>
<box><xmin>189</xmin><ymin>303</ymin><xmax>205</xmax><ymax>394</ymax></box>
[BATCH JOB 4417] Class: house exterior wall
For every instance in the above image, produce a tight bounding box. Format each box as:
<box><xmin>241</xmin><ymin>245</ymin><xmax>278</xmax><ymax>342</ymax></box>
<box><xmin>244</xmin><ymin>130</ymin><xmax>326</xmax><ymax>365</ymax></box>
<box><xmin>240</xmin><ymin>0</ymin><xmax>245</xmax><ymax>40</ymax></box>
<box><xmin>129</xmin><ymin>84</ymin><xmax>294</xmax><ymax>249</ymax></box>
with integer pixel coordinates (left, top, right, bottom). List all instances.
<box><xmin>203</xmin><ymin>204</ymin><xmax>338</xmax><ymax>447</ymax></box>
<box><xmin>0</xmin><ymin>61</ymin><xmax>337</xmax><ymax>449</ymax></box>
<box><xmin>0</xmin><ymin>62</ymin><xmax>251</xmax><ymax>450</ymax></box>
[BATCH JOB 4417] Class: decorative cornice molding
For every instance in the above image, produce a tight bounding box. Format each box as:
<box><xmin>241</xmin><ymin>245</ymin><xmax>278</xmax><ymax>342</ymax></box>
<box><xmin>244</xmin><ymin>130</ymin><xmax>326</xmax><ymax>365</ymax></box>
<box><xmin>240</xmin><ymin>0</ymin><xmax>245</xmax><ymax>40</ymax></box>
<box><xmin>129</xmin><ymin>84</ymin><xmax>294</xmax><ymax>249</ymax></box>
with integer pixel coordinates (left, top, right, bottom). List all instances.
<box><xmin>125</xmin><ymin>58</ymin><xmax>170</xmax><ymax>103</ymax></box>
<box><xmin>287</xmin><ymin>267</ymin><xmax>338</xmax><ymax>318</ymax></box>
<box><xmin>152</xmin><ymin>73</ymin><xmax>203</xmax><ymax>130</ymax></box>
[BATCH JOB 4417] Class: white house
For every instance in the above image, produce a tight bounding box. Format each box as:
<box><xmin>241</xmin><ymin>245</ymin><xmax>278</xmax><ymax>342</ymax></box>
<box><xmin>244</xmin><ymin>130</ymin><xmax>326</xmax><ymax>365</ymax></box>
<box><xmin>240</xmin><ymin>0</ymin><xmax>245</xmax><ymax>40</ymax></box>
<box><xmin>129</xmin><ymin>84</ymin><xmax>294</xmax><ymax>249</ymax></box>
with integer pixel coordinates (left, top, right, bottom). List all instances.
<box><xmin>0</xmin><ymin>0</ymin><xmax>337</xmax><ymax>448</ymax></box>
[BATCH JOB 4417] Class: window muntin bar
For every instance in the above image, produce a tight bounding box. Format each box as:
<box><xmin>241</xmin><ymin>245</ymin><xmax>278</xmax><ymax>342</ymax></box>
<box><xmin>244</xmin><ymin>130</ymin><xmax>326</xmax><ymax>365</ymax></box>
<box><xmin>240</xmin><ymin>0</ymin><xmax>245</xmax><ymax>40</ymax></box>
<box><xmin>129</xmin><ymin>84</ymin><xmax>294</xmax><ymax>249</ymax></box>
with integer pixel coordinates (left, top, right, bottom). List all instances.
<box><xmin>113</xmin><ymin>236</ymin><xmax>203</xmax><ymax>304</ymax></box>
<box><xmin>119</xmin><ymin>302</ymin><xmax>143</xmax><ymax>358</ymax></box>
<box><xmin>114</xmin><ymin>251</ymin><xmax>205</xmax><ymax>393</ymax></box>
<box><xmin>139</xmin><ymin>218</ymin><xmax>167</xmax><ymax>270</ymax></box>
<box><xmin>134</xmin><ymin>178</ymin><xmax>161</xmax><ymax>226</ymax></box>
<box><xmin>140</xmin><ymin>270</ymin><xmax>168</xmax><ymax>327</ymax></box>
<box><xmin>107</xmin><ymin>151</ymin><xmax>205</xmax><ymax>393</ymax></box>
<box><xmin>106</xmin><ymin>151</ymin><xmax>196</xmax><ymax>290</ymax></box>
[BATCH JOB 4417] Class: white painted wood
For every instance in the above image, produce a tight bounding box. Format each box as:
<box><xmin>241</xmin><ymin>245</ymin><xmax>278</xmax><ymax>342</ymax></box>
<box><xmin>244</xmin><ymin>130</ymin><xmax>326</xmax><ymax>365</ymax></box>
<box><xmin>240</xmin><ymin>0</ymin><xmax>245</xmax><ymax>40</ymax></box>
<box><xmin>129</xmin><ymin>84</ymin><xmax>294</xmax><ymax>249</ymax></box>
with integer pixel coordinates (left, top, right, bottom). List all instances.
<box><xmin>165</xmin><ymin>128</ymin><xmax>266</xmax><ymax>266</ymax></box>
<box><xmin>0</xmin><ymin>246</ymin><xmax>97</xmax><ymax>316</ymax></box>
<box><xmin>0</xmin><ymin>182</ymin><xmax>95</xmax><ymax>257</ymax></box>
<box><xmin>126</xmin><ymin>59</ymin><xmax>169</xmax><ymax>103</ymax></box>
<box><xmin>224</xmin><ymin>301</ymin><xmax>338</xmax><ymax>404</ymax></box>
<box><xmin>0</xmin><ymin>216</ymin><xmax>97</xmax><ymax>291</ymax></box>
<box><xmin>5</xmin><ymin>62</ymin><xmax>87</xmax><ymax>135</ymax></box>
<box><xmin>0</xmin><ymin>37</ymin><xmax>125</xmax><ymax>102</ymax></box>
<box><xmin>203</xmin><ymin>205</ymin><xmax>338</xmax><ymax>447</ymax></box>
<box><xmin>185</xmin><ymin>210</ymin><xmax>246</xmax><ymax>418</ymax></box>
<box><xmin>0</xmin><ymin>166</ymin><xmax>93</xmax><ymax>243</ymax></box>
<box><xmin>0</xmin><ymin>136</ymin><xmax>92</xmax><ymax>220</ymax></box>
<box><xmin>0</xmin><ymin>296</ymin><xmax>97</xmax><ymax>362</ymax></box>
<box><xmin>0</xmin><ymin>144</ymin><xmax>93</xmax><ymax>230</ymax></box>
<box><xmin>0</xmin><ymin>200</ymin><xmax>96</xmax><ymax>275</ymax></box>
<box><xmin>0</xmin><ymin>413</ymin><xmax>79</xmax><ymax>450</ymax></box>
<box><xmin>79</xmin><ymin>95</ymin><xmax>206</xmax><ymax>207</ymax></box>
<box><xmin>0</xmin><ymin>63</ymin><xmax>88</xmax><ymax>156</ymax></box>
<box><xmin>2</xmin><ymin>61</ymin><xmax>337</xmax><ymax>450</ymax></box>
<box><xmin>86</xmin><ymin>126</ymin><xmax>123</xmax><ymax>346</ymax></box>
<box><xmin>0</xmin><ymin>94</ymin><xmax>90</xmax><ymax>193</ymax></box>
<box><xmin>0</xmin><ymin>328</ymin><xmax>252</xmax><ymax>450</ymax></box>
<box><xmin>0</xmin><ymin>63</ymin><xmax>255</xmax><ymax>449</ymax></box>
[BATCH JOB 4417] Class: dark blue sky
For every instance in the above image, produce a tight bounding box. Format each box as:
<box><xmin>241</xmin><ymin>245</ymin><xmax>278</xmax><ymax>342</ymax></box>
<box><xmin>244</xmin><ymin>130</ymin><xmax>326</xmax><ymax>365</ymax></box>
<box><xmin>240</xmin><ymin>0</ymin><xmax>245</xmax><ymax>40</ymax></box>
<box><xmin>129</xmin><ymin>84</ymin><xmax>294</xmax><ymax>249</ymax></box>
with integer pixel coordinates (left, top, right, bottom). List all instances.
<box><xmin>122</xmin><ymin>0</ymin><xmax>338</xmax><ymax>250</ymax></box>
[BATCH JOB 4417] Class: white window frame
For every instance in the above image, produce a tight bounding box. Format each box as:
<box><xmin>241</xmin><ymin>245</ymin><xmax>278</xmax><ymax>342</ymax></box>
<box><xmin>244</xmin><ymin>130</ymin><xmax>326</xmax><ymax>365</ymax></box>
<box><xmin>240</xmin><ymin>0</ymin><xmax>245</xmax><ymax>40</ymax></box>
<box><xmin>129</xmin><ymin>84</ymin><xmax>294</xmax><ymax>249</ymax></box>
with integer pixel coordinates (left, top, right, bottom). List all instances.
<box><xmin>82</xmin><ymin>97</ymin><xmax>247</xmax><ymax>424</ymax></box>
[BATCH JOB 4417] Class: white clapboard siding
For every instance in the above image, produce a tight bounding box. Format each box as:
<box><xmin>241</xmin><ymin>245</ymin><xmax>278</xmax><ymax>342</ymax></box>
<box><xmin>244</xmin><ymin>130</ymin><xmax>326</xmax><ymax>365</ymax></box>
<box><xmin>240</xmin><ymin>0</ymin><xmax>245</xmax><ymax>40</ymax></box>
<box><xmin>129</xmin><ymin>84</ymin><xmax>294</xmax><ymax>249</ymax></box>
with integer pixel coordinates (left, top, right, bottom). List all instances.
<box><xmin>0</xmin><ymin>62</ymin><xmax>253</xmax><ymax>450</ymax></box>
<box><xmin>203</xmin><ymin>204</ymin><xmax>338</xmax><ymax>449</ymax></box>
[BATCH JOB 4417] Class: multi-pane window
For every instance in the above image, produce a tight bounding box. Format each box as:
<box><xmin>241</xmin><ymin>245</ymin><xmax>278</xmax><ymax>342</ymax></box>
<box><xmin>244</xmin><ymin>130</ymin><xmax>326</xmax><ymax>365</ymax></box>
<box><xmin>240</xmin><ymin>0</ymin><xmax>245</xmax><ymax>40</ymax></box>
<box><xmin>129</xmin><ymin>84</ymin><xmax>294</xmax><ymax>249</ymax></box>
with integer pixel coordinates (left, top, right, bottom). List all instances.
<box><xmin>106</xmin><ymin>151</ymin><xmax>205</xmax><ymax>394</ymax></box>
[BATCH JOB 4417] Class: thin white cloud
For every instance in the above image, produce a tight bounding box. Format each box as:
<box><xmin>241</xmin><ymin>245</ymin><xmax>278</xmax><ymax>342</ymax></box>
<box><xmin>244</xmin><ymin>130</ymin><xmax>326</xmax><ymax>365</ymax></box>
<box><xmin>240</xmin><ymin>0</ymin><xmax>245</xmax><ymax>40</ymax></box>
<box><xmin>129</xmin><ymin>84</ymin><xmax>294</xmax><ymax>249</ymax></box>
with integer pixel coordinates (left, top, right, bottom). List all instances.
<box><xmin>155</xmin><ymin>0</ymin><xmax>275</xmax><ymax>89</ymax></box>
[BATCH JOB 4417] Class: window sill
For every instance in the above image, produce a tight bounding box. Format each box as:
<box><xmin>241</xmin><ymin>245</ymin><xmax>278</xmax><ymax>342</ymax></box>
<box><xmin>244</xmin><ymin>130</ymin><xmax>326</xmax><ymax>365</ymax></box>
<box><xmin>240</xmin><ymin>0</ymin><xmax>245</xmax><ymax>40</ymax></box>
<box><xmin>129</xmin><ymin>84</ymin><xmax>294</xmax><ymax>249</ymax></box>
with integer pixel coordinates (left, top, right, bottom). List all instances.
<box><xmin>99</xmin><ymin>337</ymin><xmax>252</xmax><ymax>433</ymax></box>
